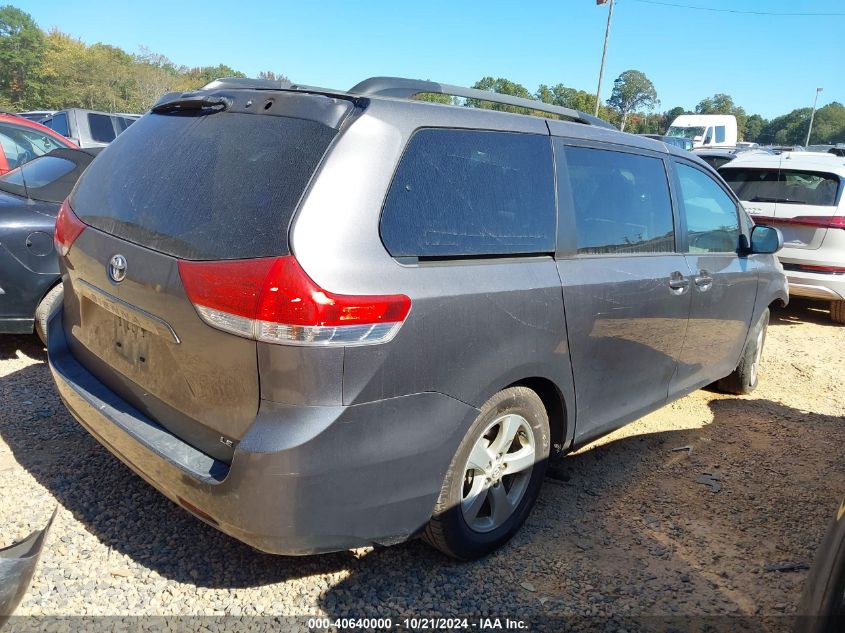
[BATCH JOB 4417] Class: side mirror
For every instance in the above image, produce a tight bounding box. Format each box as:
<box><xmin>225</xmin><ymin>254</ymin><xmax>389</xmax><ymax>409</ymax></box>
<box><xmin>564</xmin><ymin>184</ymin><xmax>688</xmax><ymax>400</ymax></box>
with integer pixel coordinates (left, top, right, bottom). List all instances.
<box><xmin>749</xmin><ymin>224</ymin><xmax>783</xmax><ymax>254</ymax></box>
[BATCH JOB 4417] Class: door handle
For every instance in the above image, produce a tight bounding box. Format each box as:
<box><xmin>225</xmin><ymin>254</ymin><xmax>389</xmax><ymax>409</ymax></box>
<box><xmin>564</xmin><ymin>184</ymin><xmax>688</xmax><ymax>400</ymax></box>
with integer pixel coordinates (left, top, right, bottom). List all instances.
<box><xmin>694</xmin><ymin>270</ymin><xmax>714</xmax><ymax>291</ymax></box>
<box><xmin>668</xmin><ymin>271</ymin><xmax>689</xmax><ymax>294</ymax></box>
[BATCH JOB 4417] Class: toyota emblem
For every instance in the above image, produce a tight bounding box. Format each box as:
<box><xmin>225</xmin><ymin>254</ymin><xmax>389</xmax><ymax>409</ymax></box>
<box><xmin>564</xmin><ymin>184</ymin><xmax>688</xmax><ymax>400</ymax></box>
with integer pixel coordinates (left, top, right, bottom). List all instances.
<box><xmin>108</xmin><ymin>254</ymin><xmax>127</xmax><ymax>283</ymax></box>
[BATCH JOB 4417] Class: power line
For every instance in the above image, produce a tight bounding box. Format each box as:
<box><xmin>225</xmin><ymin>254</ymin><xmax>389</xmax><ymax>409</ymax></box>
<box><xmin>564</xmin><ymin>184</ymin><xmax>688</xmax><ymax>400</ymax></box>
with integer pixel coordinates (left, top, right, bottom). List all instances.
<box><xmin>631</xmin><ymin>0</ymin><xmax>845</xmax><ymax>17</ymax></box>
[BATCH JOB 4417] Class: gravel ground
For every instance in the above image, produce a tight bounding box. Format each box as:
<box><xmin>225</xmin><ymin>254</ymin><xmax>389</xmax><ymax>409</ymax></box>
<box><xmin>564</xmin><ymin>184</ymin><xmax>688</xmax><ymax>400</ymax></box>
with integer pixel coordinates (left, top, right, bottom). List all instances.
<box><xmin>1</xmin><ymin>299</ymin><xmax>843</xmax><ymax>628</ymax></box>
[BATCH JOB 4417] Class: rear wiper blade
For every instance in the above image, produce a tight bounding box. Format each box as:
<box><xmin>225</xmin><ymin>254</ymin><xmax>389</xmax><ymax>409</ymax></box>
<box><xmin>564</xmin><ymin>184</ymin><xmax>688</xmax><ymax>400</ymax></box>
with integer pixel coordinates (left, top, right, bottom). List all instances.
<box><xmin>750</xmin><ymin>196</ymin><xmax>791</xmax><ymax>203</ymax></box>
<box><xmin>152</xmin><ymin>95</ymin><xmax>231</xmax><ymax>114</ymax></box>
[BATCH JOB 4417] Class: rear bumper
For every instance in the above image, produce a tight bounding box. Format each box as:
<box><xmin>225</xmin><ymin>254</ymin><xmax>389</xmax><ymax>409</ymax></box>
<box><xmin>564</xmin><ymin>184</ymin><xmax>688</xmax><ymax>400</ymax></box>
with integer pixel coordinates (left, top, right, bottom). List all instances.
<box><xmin>47</xmin><ymin>308</ymin><xmax>478</xmax><ymax>555</ymax></box>
<box><xmin>783</xmin><ymin>269</ymin><xmax>845</xmax><ymax>301</ymax></box>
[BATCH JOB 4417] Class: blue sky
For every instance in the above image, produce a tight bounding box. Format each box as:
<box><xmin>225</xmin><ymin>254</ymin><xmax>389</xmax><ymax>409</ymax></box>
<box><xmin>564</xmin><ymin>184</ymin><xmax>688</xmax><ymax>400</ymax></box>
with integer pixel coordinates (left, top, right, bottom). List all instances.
<box><xmin>17</xmin><ymin>0</ymin><xmax>845</xmax><ymax>119</ymax></box>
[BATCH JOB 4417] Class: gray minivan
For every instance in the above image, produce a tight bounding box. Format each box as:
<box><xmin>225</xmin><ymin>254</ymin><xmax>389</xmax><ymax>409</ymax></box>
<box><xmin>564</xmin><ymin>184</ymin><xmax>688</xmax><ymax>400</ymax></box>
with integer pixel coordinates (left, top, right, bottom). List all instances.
<box><xmin>47</xmin><ymin>77</ymin><xmax>788</xmax><ymax>560</ymax></box>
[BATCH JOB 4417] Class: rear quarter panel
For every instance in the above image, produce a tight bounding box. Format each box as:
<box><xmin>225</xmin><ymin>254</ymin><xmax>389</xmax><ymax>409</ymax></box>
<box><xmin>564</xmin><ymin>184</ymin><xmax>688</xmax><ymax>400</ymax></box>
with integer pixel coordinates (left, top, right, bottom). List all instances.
<box><xmin>289</xmin><ymin>101</ymin><xmax>576</xmax><ymax>446</ymax></box>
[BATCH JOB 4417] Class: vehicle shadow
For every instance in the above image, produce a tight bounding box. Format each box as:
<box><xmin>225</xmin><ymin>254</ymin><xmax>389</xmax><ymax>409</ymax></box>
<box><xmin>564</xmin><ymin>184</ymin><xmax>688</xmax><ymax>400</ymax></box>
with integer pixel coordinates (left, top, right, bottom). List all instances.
<box><xmin>314</xmin><ymin>398</ymin><xmax>844</xmax><ymax>621</ymax></box>
<box><xmin>0</xmin><ymin>334</ymin><xmax>46</xmax><ymax>362</ymax></box>
<box><xmin>770</xmin><ymin>298</ymin><xmax>838</xmax><ymax>327</ymax></box>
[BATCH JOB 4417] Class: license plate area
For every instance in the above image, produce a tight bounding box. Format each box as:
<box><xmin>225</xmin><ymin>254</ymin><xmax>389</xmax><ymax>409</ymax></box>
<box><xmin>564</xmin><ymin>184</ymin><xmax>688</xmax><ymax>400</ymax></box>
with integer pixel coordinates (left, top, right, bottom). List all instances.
<box><xmin>113</xmin><ymin>315</ymin><xmax>151</xmax><ymax>370</ymax></box>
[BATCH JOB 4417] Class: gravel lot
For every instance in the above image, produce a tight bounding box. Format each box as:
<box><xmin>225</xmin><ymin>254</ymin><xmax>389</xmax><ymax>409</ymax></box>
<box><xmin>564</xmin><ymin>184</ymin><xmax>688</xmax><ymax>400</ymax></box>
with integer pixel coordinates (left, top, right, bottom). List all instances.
<box><xmin>1</xmin><ymin>299</ymin><xmax>843</xmax><ymax>628</ymax></box>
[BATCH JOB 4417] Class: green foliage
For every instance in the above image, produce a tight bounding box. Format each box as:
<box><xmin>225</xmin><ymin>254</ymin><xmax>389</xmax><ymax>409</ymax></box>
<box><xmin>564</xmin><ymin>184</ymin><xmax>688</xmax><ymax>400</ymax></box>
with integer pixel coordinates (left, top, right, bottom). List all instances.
<box><xmin>466</xmin><ymin>76</ymin><xmax>536</xmax><ymax>114</ymax></box>
<box><xmin>0</xmin><ymin>8</ymin><xmax>266</xmax><ymax>112</ymax></box>
<box><xmin>743</xmin><ymin>114</ymin><xmax>766</xmax><ymax>143</ymax></box>
<box><xmin>606</xmin><ymin>70</ymin><xmax>658</xmax><ymax>131</ymax></box>
<box><xmin>759</xmin><ymin>102</ymin><xmax>845</xmax><ymax>145</ymax></box>
<box><xmin>0</xmin><ymin>5</ymin><xmax>46</xmax><ymax>108</ymax></box>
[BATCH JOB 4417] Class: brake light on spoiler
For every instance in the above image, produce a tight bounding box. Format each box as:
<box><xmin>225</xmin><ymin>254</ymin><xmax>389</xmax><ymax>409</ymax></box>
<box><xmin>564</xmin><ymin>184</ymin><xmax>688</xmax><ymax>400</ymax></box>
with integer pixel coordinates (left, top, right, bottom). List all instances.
<box><xmin>54</xmin><ymin>199</ymin><xmax>86</xmax><ymax>257</ymax></box>
<box><xmin>178</xmin><ymin>256</ymin><xmax>411</xmax><ymax>346</ymax></box>
<box><xmin>750</xmin><ymin>214</ymin><xmax>845</xmax><ymax>229</ymax></box>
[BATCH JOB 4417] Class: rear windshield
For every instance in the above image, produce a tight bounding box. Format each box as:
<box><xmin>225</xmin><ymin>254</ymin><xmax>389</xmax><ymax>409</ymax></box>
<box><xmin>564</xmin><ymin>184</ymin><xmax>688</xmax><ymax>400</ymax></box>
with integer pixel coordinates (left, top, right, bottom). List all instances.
<box><xmin>71</xmin><ymin>111</ymin><xmax>338</xmax><ymax>260</ymax></box>
<box><xmin>0</xmin><ymin>149</ymin><xmax>95</xmax><ymax>204</ymax></box>
<box><xmin>721</xmin><ymin>168</ymin><xmax>840</xmax><ymax>206</ymax></box>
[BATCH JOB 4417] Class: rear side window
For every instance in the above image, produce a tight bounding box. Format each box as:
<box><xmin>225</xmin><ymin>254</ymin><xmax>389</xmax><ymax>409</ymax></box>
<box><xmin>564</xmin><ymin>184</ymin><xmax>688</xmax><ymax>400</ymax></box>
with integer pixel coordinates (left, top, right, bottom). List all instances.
<box><xmin>562</xmin><ymin>145</ymin><xmax>675</xmax><ymax>255</ymax></box>
<box><xmin>88</xmin><ymin>113</ymin><xmax>116</xmax><ymax>143</ymax></box>
<box><xmin>722</xmin><ymin>168</ymin><xmax>840</xmax><ymax>206</ymax></box>
<box><xmin>676</xmin><ymin>163</ymin><xmax>740</xmax><ymax>253</ymax></box>
<box><xmin>380</xmin><ymin>129</ymin><xmax>556</xmax><ymax>258</ymax></box>
<box><xmin>71</xmin><ymin>111</ymin><xmax>338</xmax><ymax>260</ymax></box>
<box><xmin>715</xmin><ymin>126</ymin><xmax>725</xmax><ymax>144</ymax></box>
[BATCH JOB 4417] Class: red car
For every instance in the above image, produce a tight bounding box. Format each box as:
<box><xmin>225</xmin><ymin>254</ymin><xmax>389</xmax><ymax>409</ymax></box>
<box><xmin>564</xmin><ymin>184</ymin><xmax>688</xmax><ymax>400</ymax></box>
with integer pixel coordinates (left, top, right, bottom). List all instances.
<box><xmin>0</xmin><ymin>113</ymin><xmax>77</xmax><ymax>175</ymax></box>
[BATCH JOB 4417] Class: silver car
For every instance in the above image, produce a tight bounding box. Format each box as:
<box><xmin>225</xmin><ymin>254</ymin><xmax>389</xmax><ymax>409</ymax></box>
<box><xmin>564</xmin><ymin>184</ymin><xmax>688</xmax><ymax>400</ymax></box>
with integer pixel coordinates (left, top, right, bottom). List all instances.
<box><xmin>47</xmin><ymin>77</ymin><xmax>787</xmax><ymax>559</ymax></box>
<box><xmin>721</xmin><ymin>151</ymin><xmax>845</xmax><ymax>323</ymax></box>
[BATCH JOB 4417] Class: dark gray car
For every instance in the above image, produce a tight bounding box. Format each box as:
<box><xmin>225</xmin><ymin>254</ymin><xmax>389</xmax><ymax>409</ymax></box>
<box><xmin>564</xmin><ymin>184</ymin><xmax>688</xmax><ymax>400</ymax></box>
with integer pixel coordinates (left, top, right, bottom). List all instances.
<box><xmin>46</xmin><ymin>77</ymin><xmax>788</xmax><ymax>560</ymax></box>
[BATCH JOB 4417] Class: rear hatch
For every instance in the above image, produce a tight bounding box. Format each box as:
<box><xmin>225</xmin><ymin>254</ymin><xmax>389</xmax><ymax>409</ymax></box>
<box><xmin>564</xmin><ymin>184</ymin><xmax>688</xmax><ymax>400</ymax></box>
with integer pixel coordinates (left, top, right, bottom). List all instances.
<box><xmin>59</xmin><ymin>89</ymin><xmax>353</xmax><ymax>461</ymax></box>
<box><xmin>721</xmin><ymin>164</ymin><xmax>842</xmax><ymax>251</ymax></box>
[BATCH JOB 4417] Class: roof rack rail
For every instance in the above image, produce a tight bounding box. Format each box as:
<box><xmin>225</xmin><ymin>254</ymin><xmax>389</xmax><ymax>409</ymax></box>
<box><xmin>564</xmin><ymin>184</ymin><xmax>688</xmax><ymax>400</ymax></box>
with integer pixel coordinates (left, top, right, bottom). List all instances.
<box><xmin>348</xmin><ymin>76</ymin><xmax>614</xmax><ymax>129</ymax></box>
<box><xmin>201</xmin><ymin>77</ymin><xmax>293</xmax><ymax>91</ymax></box>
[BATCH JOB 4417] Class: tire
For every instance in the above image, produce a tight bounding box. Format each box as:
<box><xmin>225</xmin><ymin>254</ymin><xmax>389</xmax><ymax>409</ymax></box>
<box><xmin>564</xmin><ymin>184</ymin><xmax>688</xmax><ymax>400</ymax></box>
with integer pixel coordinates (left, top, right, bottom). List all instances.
<box><xmin>34</xmin><ymin>284</ymin><xmax>63</xmax><ymax>346</ymax></box>
<box><xmin>423</xmin><ymin>386</ymin><xmax>550</xmax><ymax>560</ymax></box>
<box><xmin>716</xmin><ymin>308</ymin><xmax>769</xmax><ymax>395</ymax></box>
<box><xmin>832</xmin><ymin>301</ymin><xmax>845</xmax><ymax>324</ymax></box>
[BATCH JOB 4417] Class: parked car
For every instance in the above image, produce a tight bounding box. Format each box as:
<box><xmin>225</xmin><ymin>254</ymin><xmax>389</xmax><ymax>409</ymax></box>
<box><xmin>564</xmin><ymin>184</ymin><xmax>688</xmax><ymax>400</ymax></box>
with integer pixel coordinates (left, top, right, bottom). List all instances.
<box><xmin>0</xmin><ymin>148</ymin><xmax>98</xmax><ymax>342</ymax></box>
<box><xmin>694</xmin><ymin>148</ymin><xmax>740</xmax><ymax>170</ymax></box>
<box><xmin>0</xmin><ymin>113</ymin><xmax>77</xmax><ymax>175</ymax></box>
<box><xmin>46</xmin><ymin>76</ymin><xmax>787</xmax><ymax>560</ymax></box>
<box><xmin>16</xmin><ymin>110</ymin><xmax>56</xmax><ymax>123</ymax></box>
<box><xmin>639</xmin><ymin>134</ymin><xmax>693</xmax><ymax>151</ymax></box>
<box><xmin>40</xmin><ymin>109</ymin><xmax>139</xmax><ymax>148</ymax></box>
<box><xmin>720</xmin><ymin>152</ymin><xmax>844</xmax><ymax>323</ymax></box>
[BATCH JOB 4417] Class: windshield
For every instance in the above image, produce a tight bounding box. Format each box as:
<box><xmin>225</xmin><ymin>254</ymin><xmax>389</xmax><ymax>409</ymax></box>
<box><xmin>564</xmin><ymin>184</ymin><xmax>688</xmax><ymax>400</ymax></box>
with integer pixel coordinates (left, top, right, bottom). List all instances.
<box><xmin>0</xmin><ymin>150</ymin><xmax>94</xmax><ymax>203</ymax></box>
<box><xmin>667</xmin><ymin>126</ymin><xmax>705</xmax><ymax>140</ymax></box>
<box><xmin>721</xmin><ymin>168</ymin><xmax>840</xmax><ymax>206</ymax></box>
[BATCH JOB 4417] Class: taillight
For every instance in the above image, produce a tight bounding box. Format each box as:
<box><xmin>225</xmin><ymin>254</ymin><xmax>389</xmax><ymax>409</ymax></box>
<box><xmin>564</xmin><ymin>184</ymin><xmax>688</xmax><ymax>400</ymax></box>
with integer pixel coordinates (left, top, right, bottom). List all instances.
<box><xmin>796</xmin><ymin>264</ymin><xmax>845</xmax><ymax>274</ymax></box>
<box><xmin>54</xmin><ymin>199</ymin><xmax>86</xmax><ymax>257</ymax></box>
<box><xmin>178</xmin><ymin>256</ymin><xmax>411</xmax><ymax>346</ymax></box>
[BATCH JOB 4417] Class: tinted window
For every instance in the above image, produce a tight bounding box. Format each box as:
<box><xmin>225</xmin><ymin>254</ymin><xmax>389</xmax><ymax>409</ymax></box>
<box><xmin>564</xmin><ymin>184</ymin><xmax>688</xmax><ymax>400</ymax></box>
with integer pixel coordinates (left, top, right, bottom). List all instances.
<box><xmin>676</xmin><ymin>163</ymin><xmax>740</xmax><ymax>253</ymax></box>
<box><xmin>88</xmin><ymin>113</ymin><xmax>116</xmax><ymax>143</ymax></box>
<box><xmin>380</xmin><ymin>129</ymin><xmax>556</xmax><ymax>258</ymax></box>
<box><xmin>71</xmin><ymin>111</ymin><xmax>337</xmax><ymax>260</ymax></box>
<box><xmin>563</xmin><ymin>145</ymin><xmax>675</xmax><ymax>255</ymax></box>
<box><xmin>46</xmin><ymin>112</ymin><xmax>70</xmax><ymax>137</ymax></box>
<box><xmin>0</xmin><ymin>149</ymin><xmax>95</xmax><ymax>204</ymax></box>
<box><xmin>701</xmin><ymin>155</ymin><xmax>734</xmax><ymax>170</ymax></box>
<box><xmin>721</xmin><ymin>168</ymin><xmax>840</xmax><ymax>206</ymax></box>
<box><xmin>116</xmin><ymin>116</ymin><xmax>136</xmax><ymax>132</ymax></box>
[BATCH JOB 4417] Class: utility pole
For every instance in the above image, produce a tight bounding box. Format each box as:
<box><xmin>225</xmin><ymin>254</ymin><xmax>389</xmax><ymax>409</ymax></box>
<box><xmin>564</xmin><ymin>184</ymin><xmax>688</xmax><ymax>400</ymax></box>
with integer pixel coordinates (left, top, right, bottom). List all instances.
<box><xmin>594</xmin><ymin>0</ymin><xmax>615</xmax><ymax>117</ymax></box>
<box><xmin>805</xmin><ymin>87</ymin><xmax>823</xmax><ymax>147</ymax></box>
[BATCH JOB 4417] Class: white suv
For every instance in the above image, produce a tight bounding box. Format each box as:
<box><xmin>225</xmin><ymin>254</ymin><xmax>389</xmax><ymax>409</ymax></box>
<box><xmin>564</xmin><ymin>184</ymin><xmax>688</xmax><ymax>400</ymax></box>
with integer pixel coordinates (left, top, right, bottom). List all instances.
<box><xmin>721</xmin><ymin>152</ymin><xmax>845</xmax><ymax>323</ymax></box>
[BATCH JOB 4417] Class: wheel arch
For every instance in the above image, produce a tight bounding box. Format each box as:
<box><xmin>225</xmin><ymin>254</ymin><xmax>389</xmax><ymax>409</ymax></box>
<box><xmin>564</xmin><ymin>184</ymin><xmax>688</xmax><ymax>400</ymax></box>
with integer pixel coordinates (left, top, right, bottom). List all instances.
<box><xmin>505</xmin><ymin>376</ymin><xmax>570</xmax><ymax>457</ymax></box>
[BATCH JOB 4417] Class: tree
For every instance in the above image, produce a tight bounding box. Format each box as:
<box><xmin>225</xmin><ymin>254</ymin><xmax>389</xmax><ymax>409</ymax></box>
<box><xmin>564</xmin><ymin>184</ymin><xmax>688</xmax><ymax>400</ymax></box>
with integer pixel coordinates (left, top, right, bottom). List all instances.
<box><xmin>0</xmin><ymin>5</ymin><xmax>46</xmax><ymax>108</ymax></box>
<box><xmin>467</xmin><ymin>76</ymin><xmax>535</xmax><ymax>114</ymax></box>
<box><xmin>536</xmin><ymin>83</ymin><xmax>613</xmax><ymax>120</ymax></box>
<box><xmin>606</xmin><ymin>70</ymin><xmax>657</xmax><ymax>132</ymax></box>
<box><xmin>695</xmin><ymin>93</ymin><xmax>748</xmax><ymax>140</ymax></box>
<box><xmin>257</xmin><ymin>70</ymin><xmax>291</xmax><ymax>85</ymax></box>
<box><xmin>743</xmin><ymin>114</ymin><xmax>766</xmax><ymax>143</ymax></box>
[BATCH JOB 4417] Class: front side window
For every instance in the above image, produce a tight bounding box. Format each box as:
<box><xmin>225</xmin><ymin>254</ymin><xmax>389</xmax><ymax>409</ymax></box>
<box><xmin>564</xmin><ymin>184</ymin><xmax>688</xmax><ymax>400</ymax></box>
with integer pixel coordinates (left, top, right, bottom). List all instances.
<box><xmin>721</xmin><ymin>168</ymin><xmax>840</xmax><ymax>207</ymax></box>
<box><xmin>0</xmin><ymin>122</ymin><xmax>68</xmax><ymax>169</ymax></box>
<box><xmin>380</xmin><ymin>129</ymin><xmax>556</xmax><ymax>258</ymax></box>
<box><xmin>676</xmin><ymin>163</ymin><xmax>740</xmax><ymax>253</ymax></box>
<box><xmin>562</xmin><ymin>145</ymin><xmax>675</xmax><ymax>255</ymax></box>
